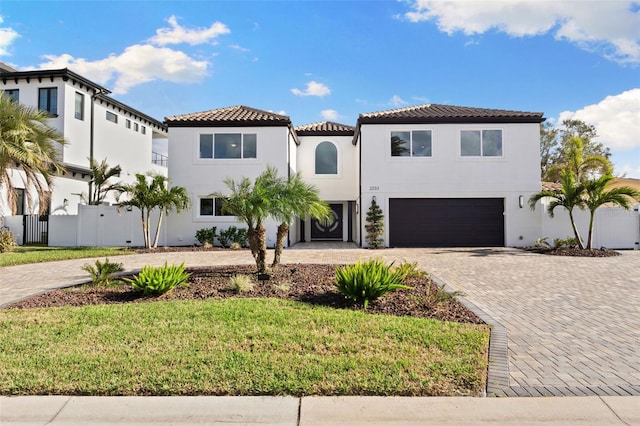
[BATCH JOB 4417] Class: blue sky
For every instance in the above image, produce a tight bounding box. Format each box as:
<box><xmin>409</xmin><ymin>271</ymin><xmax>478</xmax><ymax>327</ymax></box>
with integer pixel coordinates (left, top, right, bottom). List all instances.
<box><xmin>1</xmin><ymin>0</ymin><xmax>639</xmax><ymax>177</ymax></box>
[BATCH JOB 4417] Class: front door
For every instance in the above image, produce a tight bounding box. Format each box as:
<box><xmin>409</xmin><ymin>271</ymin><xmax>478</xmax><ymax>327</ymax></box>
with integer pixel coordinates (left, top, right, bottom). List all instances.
<box><xmin>311</xmin><ymin>203</ymin><xmax>343</xmax><ymax>240</ymax></box>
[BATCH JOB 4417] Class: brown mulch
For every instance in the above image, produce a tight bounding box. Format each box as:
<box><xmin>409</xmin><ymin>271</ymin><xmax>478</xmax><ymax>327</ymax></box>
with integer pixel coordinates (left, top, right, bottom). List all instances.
<box><xmin>523</xmin><ymin>247</ymin><xmax>620</xmax><ymax>257</ymax></box>
<box><xmin>6</xmin><ymin>264</ymin><xmax>483</xmax><ymax>324</ymax></box>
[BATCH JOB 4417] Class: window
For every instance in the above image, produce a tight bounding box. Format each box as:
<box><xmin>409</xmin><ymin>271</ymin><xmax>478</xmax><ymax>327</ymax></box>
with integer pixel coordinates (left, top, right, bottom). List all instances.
<box><xmin>199</xmin><ymin>133</ymin><xmax>257</xmax><ymax>159</ymax></box>
<box><xmin>38</xmin><ymin>88</ymin><xmax>58</xmax><ymax>115</ymax></box>
<box><xmin>4</xmin><ymin>89</ymin><xmax>19</xmax><ymax>103</ymax></box>
<box><xmin>134</xmin><ymin>122</ymin><xmax>139</xmax><ymax>132</ymax></box>
<box><xmin>15</xmin><ymin>188</ymin><xmax>25</xmax><ymax>215</ymax></box>
<box><xmin>315</xmin><ymin>141</ymin><xmax>338</xmax><ymax>174</ymax></box>
<box><xmin>126</xmin><ymin>119</ymin><xmax>131</xmax><ymax>129</ymax></box>
<box><xmin>141</xmin><ymin>126</ymin><xmax>146</xmax><ymax>135</ymax></box>
<box><xmin>461</xmin><ymin>130</ymin><xmax>502</xmax><ymax>157</ymax></box>
<box><xmin>74</xmin><ymin>92</ymin><xmax>84</xmax><ymax>120</ymax></box>
<box><xmin>199</xmin><ymin>198</ymin><xmax>229</xmax><ymax>216</ymax></box>
<box><xmin>106</xmin><ymin>111</ymin><xmax>118</xmax><ymax>123</ymax></box>
<box><xmin>391</xmin><ymin>130</ymin><xmax>432</xmax><ymax>157</ymax></box>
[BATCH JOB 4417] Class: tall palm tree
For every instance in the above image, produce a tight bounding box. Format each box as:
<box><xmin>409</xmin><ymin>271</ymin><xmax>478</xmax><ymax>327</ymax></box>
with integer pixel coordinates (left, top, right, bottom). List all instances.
<box><xmin>270</xmin><ymin>172</ymin><xmax>330</xmax><ymax>267</ymax></box>
<box><xmin>87</xmin><ymin>157</ymin><xmax>123</xmax><ymax>205</ymax></box>
<box><xmin>0</xmin><ymin>93</ymin><xmax>66</xmax><ymax>214</ymax></box>
<box><xmin>529</xmin><ymin>170</ymin><xmax>587</xmax><ymax>249</ymax></box>
<box><xmin>582</xmin><ymin>174</ymin><xmax>640</xmax><ymax>250</ymax></box>
<box><xmin>119</xmin><ymin>173</ymin><xmax>190</xmax><ymax>249</ymax></box>
<box><xmin>213</xmin><ymin>167</ymin><xmax>283</xmax><ymax>273</ymax></box>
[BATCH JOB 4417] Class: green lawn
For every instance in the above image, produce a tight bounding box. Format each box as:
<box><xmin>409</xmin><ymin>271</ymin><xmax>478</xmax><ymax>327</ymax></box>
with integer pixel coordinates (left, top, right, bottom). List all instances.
<box><xmin>0</xmin><ymin>246</ymin><xmax>131</xmax><ymax>267</ymax></box>
<box><xmin>0</xmin><ymin>298</ymin><xmax>489</xmax><ymax>396</ymax></box>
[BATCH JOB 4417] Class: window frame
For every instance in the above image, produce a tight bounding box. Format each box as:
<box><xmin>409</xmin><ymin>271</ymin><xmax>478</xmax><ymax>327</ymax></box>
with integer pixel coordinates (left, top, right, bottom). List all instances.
<box><xmin>4</xmin><ymin>89</ymin><xmax>19</xmax><ymax>103</ymax></box>
<box><xmin>106</xmin><ymin>111</ymin><xmax>118</xmax><ymax>124</ymax></box>
<box><xmin>141</xmin><ymin>126</ymin><xmax>146</xmax><ymax>135</ymax></box>
<box><xmin>315</xmin><ymin>141</ymin><xmax>339</xmax><ymax>175</ymax></box>
<box><xmin>198</xmin><ymin>197</ymin><xmax>232</xmax><ymax>217</ymax></box>
<box><xmin>125</xmin><ymin>119</ymin><xmax>131</xmax><ymax>129</ymax></box>
<box><xmin>199</xmin><ymin>133</ymin><xmax>258</xmax><ymax>160</ymax></box>
<box><xmin>74</xmin><ymin>92</ymin><xmax>84</xmax><ymax>120</ymax></box>
<box><xmin>38</xmin><ymin>87</ymin><xmax>58</xmax><ymax>116</ymax></box>
<box><xmin>134</xmin><ymin>122</ymin><xmax>139</xmax><ymax>132</ymax></box>
<box><xmin>460</xmin><ymin>129</ymin><xmax>503</xmax><ymax>158</ymax></box>
<box><xmin>390</xmin><ymin>130</ymin><xmax>433</xmax><ymax>158</ymax></box>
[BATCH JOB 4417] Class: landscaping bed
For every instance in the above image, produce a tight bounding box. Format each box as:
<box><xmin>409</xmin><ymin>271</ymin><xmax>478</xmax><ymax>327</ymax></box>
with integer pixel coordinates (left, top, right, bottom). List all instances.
<box><xmin>7</xmin><ymin>264</ymin><xmax>483</xmax><ymax>324</ymax></box>
<box><xmin>523</xmin><ymin>247</ymin><xmax>620</xmax><ymax>257</ymax></box>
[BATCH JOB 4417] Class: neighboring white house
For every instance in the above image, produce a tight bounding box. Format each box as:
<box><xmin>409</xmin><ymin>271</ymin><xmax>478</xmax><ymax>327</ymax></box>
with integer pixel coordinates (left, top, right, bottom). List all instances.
<box><xmin>0</xmin><ymin>66</ymin><xmax>167</xmax><ymax>243</ymax></box>
<box><xmin>354</xmin><ymin>104</ymin><xmax>545</xmax><ymax>247</ymax></box>
<box><xmin>164</xmin><ymin>106</ymin><xmax>299</xmax><ymax>247</ymax></box>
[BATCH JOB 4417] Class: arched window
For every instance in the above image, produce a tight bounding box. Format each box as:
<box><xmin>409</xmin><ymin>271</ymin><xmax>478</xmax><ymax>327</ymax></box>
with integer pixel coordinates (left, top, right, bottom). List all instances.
<box><xmin>315</xmin><ymin>141</ymin><xmax>338</xmax><ymax>174</ymax></box>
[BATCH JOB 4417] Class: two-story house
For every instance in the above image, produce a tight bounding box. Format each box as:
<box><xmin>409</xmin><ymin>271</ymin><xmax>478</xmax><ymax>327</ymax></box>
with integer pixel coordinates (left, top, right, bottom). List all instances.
<box><xmin>165</xmin><ymin>103</ymin><xmax>544</xmax><ymax>248</ymax></box>
<box><xmin>0</xmin><ymin>66</ymin><xmax>167</xmax><ymax>242</ymax></box>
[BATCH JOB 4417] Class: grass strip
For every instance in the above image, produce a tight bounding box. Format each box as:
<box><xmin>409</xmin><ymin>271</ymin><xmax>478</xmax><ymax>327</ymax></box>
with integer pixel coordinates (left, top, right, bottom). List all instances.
<box><xmin>0</xmin><ymin>246</ymin><xmax>130</xmax><ymax>267</ymax></box>
<box><xmin>0</xmin><ymin>298</ymin><xmax>489</xmax><ymax>396</ymax></box>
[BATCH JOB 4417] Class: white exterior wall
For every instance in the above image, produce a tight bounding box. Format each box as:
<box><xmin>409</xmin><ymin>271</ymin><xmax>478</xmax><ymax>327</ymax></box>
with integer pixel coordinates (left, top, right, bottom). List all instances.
<box><xmin>359</xmin><ymin>122</ymin><xmax>542</xmax><ymax>247</ymax></box>
<box><xmin>166</xmin><ymin>125</ymin><xmax>291</xmax><ymax>247</ymax></box>
<box><xmin>296</xmin><ymin>135</ymin><xmax>359</xmax><ymax>201</ymax></box>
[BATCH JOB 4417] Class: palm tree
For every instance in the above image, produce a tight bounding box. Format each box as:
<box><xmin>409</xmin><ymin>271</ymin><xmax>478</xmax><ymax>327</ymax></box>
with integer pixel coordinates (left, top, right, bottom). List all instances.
<box><xmin>529</xmin><ymin>170</ymin><xmax>587</xmax><ymax>249</ymax></box>
<box><xmin>270</xmin><ymin>172</ymin><xmax>330</xmax><ymax>267</ymax></box>
<box><xmin>213</xmin><ymin>167</ymin><xmax>282</xmax><ymax>273</ymax></box>
<box><xmin>582</xmin><ymin>174</ymin><xmax>640</xmax><ymax>250</ymax></box>
<box><xmin>87</xmin><ymin>157</ymin><xmax>123</xmax><ymax>205</ymax></box>
<box><xmin>119</xmin><ymin>173</ymin><xmax>190</xmax><ymax>248</ymax></box>
<box><xmin>0</xmin><ymin>93</ymin><xmax>66</xmax><ymax>214</ymax></box>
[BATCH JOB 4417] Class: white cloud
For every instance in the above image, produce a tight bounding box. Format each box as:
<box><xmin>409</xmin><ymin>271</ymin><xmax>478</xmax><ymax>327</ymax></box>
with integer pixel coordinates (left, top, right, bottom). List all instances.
<box><xmin>557</xmin><ymin>89</ymin><xmax>640</xmax><ymax>151</ymax></box>
<box><xmin>230</xmin><ymin>44</ymin><xmax>250</xmax><ymax>52</ymax></box>
<box><xmin>291</xmin><ymin>81</ymin><xmax>331</xmax><ymax>97</ymax></box>
<box><xmin>404</xmin><ymin>1</ymin><xmax>640</xmax><ymax>64</ymax></box>
<box><xmin>389</xmin><ymin>95</ymin><xmax>408</xmax><ymax>107</ymax></box>
<box><xmin>0</xmin><ymin>16</ymin><xmax>19</xmax><ymax>56</ymax></box>
<box><xmin>149</xmin><ymin>15</ymin><xmax>230</xmax><ymax>46</ymax></box>
<box><xmin>40</xmin><ymin>45</ymin><xmax>209</xmax><ymax>94</ymax></box>
<box><xmin>321</xmin><ymin>109</ymin><xmax>339</xmax><ymax>120</ymax></box>
<box><xmin>36</xmin><ymin>16</ymin><xmax>229</xmax><ymax>94</ymax></box>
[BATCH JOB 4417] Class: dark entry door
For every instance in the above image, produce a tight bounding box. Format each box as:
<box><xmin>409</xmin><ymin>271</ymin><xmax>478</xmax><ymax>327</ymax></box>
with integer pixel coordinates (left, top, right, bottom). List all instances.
<box><xmin>311</xmin><ymin>203</ymin><xmax>343</xmax><ymax>240</ymax></box>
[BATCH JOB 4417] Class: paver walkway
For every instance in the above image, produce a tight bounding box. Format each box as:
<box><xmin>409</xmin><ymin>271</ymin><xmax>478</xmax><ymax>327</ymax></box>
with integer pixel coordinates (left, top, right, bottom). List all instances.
<box><xmin>1</xmin><ymin>246</ymin><xmax>638</xmax><ymax>397</ymax></box>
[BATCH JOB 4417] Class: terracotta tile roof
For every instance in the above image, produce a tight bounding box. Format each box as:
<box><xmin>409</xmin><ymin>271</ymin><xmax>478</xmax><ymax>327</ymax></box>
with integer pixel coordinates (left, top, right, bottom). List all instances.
<box><xmin>295</xmin><ymin>121</ymin><xmax>355</xmax><ymax>136</ymax></box>
<box><xmin>541</xmin><ymin>181</ymin><xmax>562</xmax><ymax>192</ymax></box>
<box><xmin>358</xmin><ymin>104</ymin><xmax>545</xmax><ymax>124</ymax></box>
<box><xmin>165</xmin><ymin>105</ymin><xmax>292</xmax><ymax>127</ymax></box>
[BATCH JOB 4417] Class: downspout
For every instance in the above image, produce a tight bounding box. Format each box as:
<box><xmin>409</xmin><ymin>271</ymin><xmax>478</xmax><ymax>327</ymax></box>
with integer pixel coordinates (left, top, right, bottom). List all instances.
<box><xmin>357</xmin><ymin>130</ymin><xmax>362</xmax><ymax>247</ymax></box>
<box><xmin>88</xmin><ymin>90</ymin><xmax>96</xmax><ymax>204</ymax></box>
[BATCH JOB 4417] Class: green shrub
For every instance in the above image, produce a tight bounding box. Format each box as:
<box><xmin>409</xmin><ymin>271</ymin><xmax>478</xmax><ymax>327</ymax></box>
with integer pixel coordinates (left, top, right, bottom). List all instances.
<box><xmin>0</xmin><ymin>228</ymin><xmax>17</xmax><ymax>253</ymax></box>
<box><xmin>81</xmin><ymin>258</ymin><xmax>125</xmax><ymax>286</ymax></box>
<box><xmin>335</xmin><ymin>259</ymin><xmax>412</xmax><ymax>309</ymax></box>
<box><xmin>125</xmin><ymin>262</ymin><xmax>190</xmax><ymax>296</ymax></box>
<box><xmin>553</xmin><ymin>236</ymin><xmax>579</xmax><ymax>249</ymax></box>
<box><xmin>218</xmin><ymin>226</ymin><xmax>248</xmax><ymax>248</ymax></box>
<box><xmin>195</xmin><ymin>227</ymin><xmax>217</xmax><ymax>247</ymax></box>
<box><xmin>229</xmin><ymin>274</ymin><xmax>254</xmax><ymax>293</ymax></box>
<box><xmin>534</xmin><ymin>237</ymin><xmax>551</xmax><ymax>247</ymax></box>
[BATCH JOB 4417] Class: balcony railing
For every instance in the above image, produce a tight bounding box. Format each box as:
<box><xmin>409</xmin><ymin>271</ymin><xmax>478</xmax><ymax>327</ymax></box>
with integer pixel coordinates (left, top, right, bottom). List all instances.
<box><xmin>152</xmin><ymin>152</ymin><xmax>168</xmax><ymax>168</ymax></box>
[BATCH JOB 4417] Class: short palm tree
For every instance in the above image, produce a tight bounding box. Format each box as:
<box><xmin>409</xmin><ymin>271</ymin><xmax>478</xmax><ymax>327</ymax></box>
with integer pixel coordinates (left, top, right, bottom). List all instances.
<box><xmin>87</xmin><ymin>157</ymin><xmax>124</xmax><ymax>205</ymax></box>
<box><xmin>0</xmin><ymin>93</ymin><xmax>66</xmax><ymax>214</ymax></box>
<box><xmin>582</xmin><ymin>174</ymin><xmax>640</xmax><ymax>249</ymax></box>
<box><xmin>270</xmin><ymin>172</ymin><xmax>330</xmax><ymax>267</ymax></box>
<box><xmin>119</xmin><ymin>173</ymin><xmax>190</xmax><ymax>248</ymax></box>
<box><xmin>529</xmin><ymin>170</ymin><xmax>587</xmax><ymax>249</ymax></box>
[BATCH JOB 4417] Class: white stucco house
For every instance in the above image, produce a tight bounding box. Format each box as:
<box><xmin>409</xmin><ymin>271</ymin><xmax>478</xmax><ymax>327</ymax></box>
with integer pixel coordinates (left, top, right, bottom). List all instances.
<box><xmin>164</xmin><ymin>103</ymin><xmax>546</xmax><ymax>248</ymax></box>
<box><xmin>0</xmin><ymin>66</ymin><xmax>167</xmax><ymax>243</ymax></box>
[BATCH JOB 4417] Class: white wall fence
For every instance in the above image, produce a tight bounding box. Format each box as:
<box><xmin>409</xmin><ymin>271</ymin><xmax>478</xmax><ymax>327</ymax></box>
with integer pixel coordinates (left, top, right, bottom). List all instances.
<box><xmin>541</xmin><ymin>204</ymin><xmax>640</xmax><ymax>249</ymax></box>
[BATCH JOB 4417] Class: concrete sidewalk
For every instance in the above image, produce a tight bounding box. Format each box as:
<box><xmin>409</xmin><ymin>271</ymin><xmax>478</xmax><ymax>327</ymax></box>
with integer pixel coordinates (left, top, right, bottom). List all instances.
<box><xmin>2</xmin><ymin>395</ymin><xmax>638</xmax><ymax>425</ymax></box>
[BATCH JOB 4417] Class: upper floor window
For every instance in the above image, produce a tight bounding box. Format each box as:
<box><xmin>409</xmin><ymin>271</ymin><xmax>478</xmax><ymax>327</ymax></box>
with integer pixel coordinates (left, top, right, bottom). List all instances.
<box><xmin>391</xmin><ymin>130</ymin><xmax>432</xmax><ymax>157</ymax></box>
<box><xmin>315</xmin><ymin>141</ymin><xmax>338</xmax><ymax>174</ymax></box>
<box><xmin>199</xmin><ymin>197</ymin><xmax>229</xmax><ymax>216</ymax></box>
<box><xmin>38</xmin><ymin>88</ymin><xmax>58</xmax><ymax>115</ymax></box>
<box><xmin>141</xmin><ymin>126</ymin><xmax>146</xmax><ymax>135</ymax></box>
<box><xmin>460</xmin><ymin>130</ymin><xmax>502</xmax><ymax>157</ymax></box>
<box><xmin>106</xmin><ymin>111</ymin><xmax>118</xmax><ymax>123</ymax></box>
<box><xmin>4</xmin><ymin>89</ymin><xmax>19</xmax><ymax>103</ymax></box>
<box><xmin>199</xmin><ymin>133</ymin><xmax>257</xmax><ymax>159</ymax></box>
<box><xmin>134</xmin><ymin>122</ymin><xmax>139</xmax><ymax>132</ymax></box>
<box><xmin>74</xmin><ymin>92</ymin><xmax>84</xmax><ymax>120</ymax></box>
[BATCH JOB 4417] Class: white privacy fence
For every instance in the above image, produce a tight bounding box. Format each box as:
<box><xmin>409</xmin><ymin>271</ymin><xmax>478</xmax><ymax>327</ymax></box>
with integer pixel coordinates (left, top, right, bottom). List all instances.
<box><xmin>47</xmin><ymin>204</ymin><xmax>165</xmax><ymax>247</ymax></box>
<box><xmin>541</xmin><ymin>203</ymin><xmax>640</xmax><ymax>249</ymax></box>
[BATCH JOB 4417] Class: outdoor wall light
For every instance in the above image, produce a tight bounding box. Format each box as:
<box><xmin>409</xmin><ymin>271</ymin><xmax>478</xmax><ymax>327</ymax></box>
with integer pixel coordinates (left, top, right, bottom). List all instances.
<box><xmin>519</xmin><ymin>195</ymin><xmax>524</xmax><ymax>209</ymax></box>
<box><xmin>63</xmin><ymin>198</ymin><xmax>69</xmax><ymax>207</ymax></box>
<box><xmin>372</xmin><ymin>195</ymin><xmax>377</xmax><ymax>202</ymax></box>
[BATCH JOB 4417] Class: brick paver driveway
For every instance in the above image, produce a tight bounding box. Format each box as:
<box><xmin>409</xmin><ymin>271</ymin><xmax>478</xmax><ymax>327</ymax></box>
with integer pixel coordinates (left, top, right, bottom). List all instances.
<box><xmin>1</xmin><ymin>246</ymin><xmax>638</xmax><ymax>397</ymax></box>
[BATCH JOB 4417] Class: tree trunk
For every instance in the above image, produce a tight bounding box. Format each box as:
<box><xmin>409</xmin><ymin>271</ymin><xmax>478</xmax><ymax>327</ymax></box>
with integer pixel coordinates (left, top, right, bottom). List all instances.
<box><xmin>140</xmin><ymin>210</ymin><xmax>149</xmax><ymax>248</ymax></box>
<box><xmin>568</xmin><ymin>210</ymin><xmax>585</xmax><ymax>249</ymax></box>
<box><xmin>272</xmin><ymin>223</ymin><xmax>288</xmax><ymax>267</ymax></box>
<box><xmin>152</xmin><ymin>210</ymin><xmax>164</xmax><ymax>248</ymax></box>
<box><xmin>248</xmin><ymin>225</ymin><xmax>267</xmax><ymax>274</ymax></box>
<box><xmin>586</xmin><ymin>210</ymin><xmax>596</xmax><ymax>250</ymax></box>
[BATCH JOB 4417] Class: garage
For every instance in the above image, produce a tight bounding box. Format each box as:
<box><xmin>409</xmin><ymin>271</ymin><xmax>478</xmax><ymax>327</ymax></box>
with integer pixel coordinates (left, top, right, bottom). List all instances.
<box><xmin>389</xmin><ymin>198</ymin><xmax>505</xmax><ymax>247</ymax></box>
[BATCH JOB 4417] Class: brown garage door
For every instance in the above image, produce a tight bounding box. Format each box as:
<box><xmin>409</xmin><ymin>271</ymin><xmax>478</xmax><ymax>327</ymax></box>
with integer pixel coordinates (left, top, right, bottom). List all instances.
<box><xmin>389</xmin><ymin>198</ymin><xmax>504</xmax><ymax>247</ymax></box>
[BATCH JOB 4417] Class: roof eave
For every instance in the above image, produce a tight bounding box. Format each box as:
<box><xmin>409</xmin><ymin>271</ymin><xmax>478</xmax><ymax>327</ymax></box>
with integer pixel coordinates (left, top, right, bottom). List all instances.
<box><xmin>358</xmin><ymin>116</ymin><xmax>545</xmax><ymax>125</ymax></box>
<box><xmin>165</xmin><ymin>120</ymin><xmax>292</xmax><ymax>128</ymax></box>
